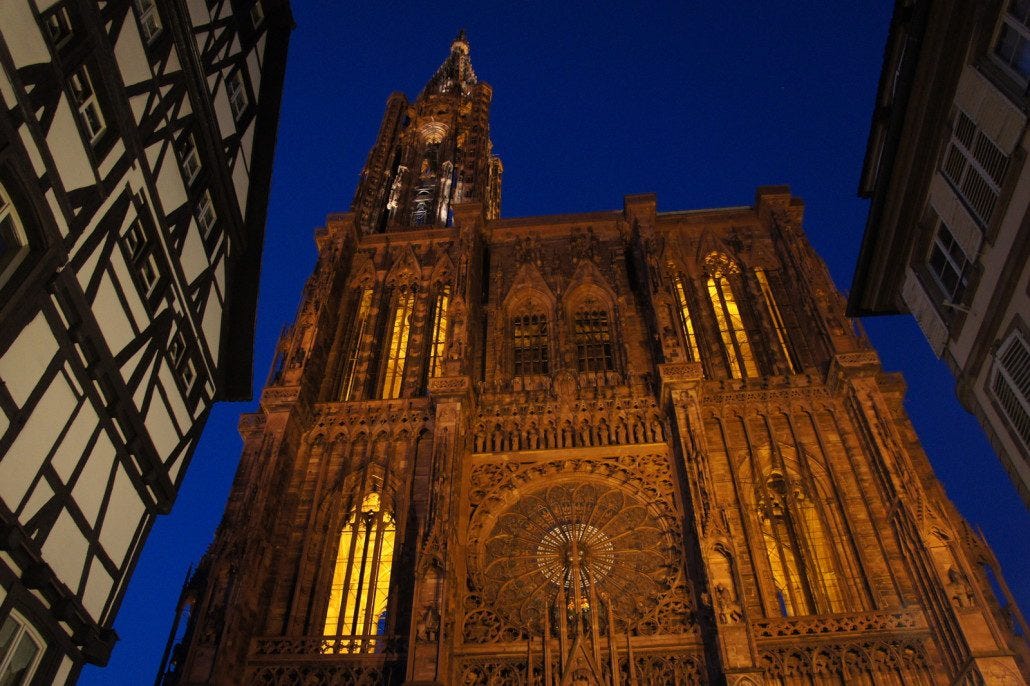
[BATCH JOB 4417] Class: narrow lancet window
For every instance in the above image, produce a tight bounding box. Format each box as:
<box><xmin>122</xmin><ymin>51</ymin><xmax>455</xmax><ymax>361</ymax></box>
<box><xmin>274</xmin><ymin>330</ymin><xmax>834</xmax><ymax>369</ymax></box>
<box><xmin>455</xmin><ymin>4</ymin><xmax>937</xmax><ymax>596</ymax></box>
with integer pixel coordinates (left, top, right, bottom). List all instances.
<box><xmin>755</xmin><ymin>268</ymin><xmax>800</xmax><ymax>373</ymax></box>
<box><xmin>704</xmin><ymin>253</ymin><xmax>758</xmax><ymax>378</ymax></box>
<box><xmin>324</xmin><ymin>492</ymin><xmax>395</xmax><ymax>647</ymax></box>
<box><xmin>759</xmin><ymin>472</ymin><xmax>845</xmax><ymax>616</ymax></box>
<box><xmin>428</xmin><ymin>284</ymin><xmax>451</xmax><ymax>378</ymax></box>
<box><xmin>338</xmin><ymin>286</ymin><xmax>374</xmax><ymax>401</ymax></box>
<box><xmin>573</xmin><ymin>309</ymin><xmax>614</xmax><ymax>372</ymax></box>
<box><xmin>670</xmin><ymin>268</ymin><xmax>702</xmax><ymax>363</ymax></box>
<box><xmin>380</xmin><ymin>286</ymin><xmax>415</xmax><ymax>399</ymax></box>
<box><xmin>512</xmin><ymin>314</ymin><xmax>550</xmax><ymax>377</ymax></box>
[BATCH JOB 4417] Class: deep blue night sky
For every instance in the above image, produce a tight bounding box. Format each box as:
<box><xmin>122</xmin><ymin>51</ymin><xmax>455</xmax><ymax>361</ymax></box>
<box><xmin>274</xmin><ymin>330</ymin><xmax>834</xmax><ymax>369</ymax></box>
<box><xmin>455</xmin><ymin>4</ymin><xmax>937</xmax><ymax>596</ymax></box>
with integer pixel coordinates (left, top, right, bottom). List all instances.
<box><xmin>81</xmin><ymin>3</ymin><xmax>1030</xmax><ymax>683</ymax></box>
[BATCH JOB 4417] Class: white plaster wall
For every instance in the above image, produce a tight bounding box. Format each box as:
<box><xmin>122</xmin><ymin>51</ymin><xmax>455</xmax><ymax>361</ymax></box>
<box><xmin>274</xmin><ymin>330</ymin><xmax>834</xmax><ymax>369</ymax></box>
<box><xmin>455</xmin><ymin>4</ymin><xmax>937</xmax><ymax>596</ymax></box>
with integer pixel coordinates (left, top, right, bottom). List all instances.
<box><xmin>0</xmin><ymin>312</ymin><xmax>58</xmax><ymax>407</ymax></box>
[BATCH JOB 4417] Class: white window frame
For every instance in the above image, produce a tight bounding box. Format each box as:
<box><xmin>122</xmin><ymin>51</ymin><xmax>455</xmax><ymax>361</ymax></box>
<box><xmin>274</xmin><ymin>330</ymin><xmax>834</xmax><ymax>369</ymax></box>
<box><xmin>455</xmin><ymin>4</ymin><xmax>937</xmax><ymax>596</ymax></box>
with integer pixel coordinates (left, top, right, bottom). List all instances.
<box><xmin>134</xmin><ymin>0</ymin><xmax>162</xmax><ymax>44</ymax></box>
<box><xmin>994</xmin><ymin>0</ymin><xmax>1030</xmax><ymax>85</ymax></box>
<box><xmin>991</xmin><ymin>329</ymin><xmax>1030</xmax><ymax>451</ymax></box>
<box><xmin>926</xmin><ymin>218</ymin><xmax>971</xmax><ymax>305</ymax></box>
<box><xmin>69</xmin><ymin>65</ymin><xmax>106</xmax><ymax>144</ymax></box>
<box><xmin>196</xmin><ymin>189</ymin><xmax>217</xmax><ymax>237</ymax></box>
<box><xmin>179</xmin><ymin>133</ymin><xmax>202</xmax><ymax>184</ymax></box>
<box><xmin>0</xmin><ymin>183</ymin><xmax>30</xmax><ymax>288</ymax></box>
<box><xmin>226</xmin><ymin>71</ymin><xmax>249</xmax><ymax>121</ymax></box>
<box><xmin>0</xmin><ymin>612</ymin><xmax>45</xmax><ymax>686</ymax></box>
<box><xmin>45</xmin><ymin>6</ymin><xmax>73</xmax><ymax>47</ymax></box>
<box><xmin>122</xmin><ymin>218</ymin><xmax>161</xmax><ymax>298</ymax></box>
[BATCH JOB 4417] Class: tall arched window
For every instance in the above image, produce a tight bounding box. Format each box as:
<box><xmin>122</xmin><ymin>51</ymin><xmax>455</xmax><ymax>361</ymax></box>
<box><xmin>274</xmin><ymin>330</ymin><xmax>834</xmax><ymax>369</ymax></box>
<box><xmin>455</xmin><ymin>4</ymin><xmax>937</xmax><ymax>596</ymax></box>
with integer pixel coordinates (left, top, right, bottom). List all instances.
<box><xmin>669</xmin><ymin>267</ymin><xmax>702</xmax><ymax>363</ymax></box>
<box><xmin>572</xmin><ymin>309</ymin><xmax>614</xmax><ymax>372</ymax></box>
<box><xmin>512</xmin><ymin>313</ymin><xmax>550</xmax><ymax>378</ymax></box>
<box><xmin>337</xmin><ymin>286</ymin><xmax>374</xmax><ymax>401</ymax></box>
<box><xmin>427</xmin><ymin>283</ymin><xmax>450</xmax><ymax>379</ymax></box>
<box><xmin>324</xmin><ymin>492</ymin><xmax>395</xmax><ymax>648</ymax></box>
<box><xmin>759</xmin><ymin>472</ymin><xmax>845</xmax><ymax>616</ymax></box>
<box><xmin>704</xmin><ymin>252</ymin><xmax>758</xmax><ymax>378</ymax></box>
<box><xmin>380</xmin><ymin>285</ymin><xmax>416</xmax><ymax>399</ymax></box>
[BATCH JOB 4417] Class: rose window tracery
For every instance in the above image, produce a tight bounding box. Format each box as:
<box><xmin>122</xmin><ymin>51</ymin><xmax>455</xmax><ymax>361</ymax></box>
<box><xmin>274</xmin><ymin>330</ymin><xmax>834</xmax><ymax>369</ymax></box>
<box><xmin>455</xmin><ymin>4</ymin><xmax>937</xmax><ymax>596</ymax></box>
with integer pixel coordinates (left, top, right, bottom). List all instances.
<box><xmin>474</xmin><ymin>479</ymin><xmax>675</xmax><ymax>634</ymax></box>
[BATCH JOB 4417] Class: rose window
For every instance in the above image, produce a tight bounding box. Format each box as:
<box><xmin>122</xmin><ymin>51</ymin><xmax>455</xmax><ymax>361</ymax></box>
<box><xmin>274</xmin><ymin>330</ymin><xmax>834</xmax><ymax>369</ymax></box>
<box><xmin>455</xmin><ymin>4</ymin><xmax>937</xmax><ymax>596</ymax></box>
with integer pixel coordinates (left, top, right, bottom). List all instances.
<box><xmin>475</xmin><ymin>479</ymin><xmax>673</xmax><ymax>633</ymax></box>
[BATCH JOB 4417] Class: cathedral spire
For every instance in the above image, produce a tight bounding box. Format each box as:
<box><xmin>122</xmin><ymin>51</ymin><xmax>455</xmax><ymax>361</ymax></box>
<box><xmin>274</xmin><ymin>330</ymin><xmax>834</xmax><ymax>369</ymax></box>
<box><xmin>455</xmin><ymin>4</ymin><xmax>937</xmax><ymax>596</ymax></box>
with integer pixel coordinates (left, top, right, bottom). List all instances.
<box><xmin>420</xmin><ymin>28</ymin><xmax>478</xmax><ymax>98</ymax></box>
<box><xmin>351</xmin><ymin>32</ymin><xmax>500</xmax><ymax>234</ymax></box>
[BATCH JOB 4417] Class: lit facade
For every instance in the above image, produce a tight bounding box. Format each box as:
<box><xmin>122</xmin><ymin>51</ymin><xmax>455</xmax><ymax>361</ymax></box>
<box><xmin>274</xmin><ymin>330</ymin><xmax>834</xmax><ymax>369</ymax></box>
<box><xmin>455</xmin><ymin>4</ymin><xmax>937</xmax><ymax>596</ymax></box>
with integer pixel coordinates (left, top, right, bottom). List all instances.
<box><xmin>849</xmin><ymin>0</ymin><xmax>1030</xmax><ymax>507</ymax></box>
<box><xmin>0</xmin><ymin>1</ymin><xmax>290</xmax><ymax>682</ymax></box>
<box><xmin>164</xmin><ymin>35</ymin><xmax>1029</xmax><ymax>685</ymax></box>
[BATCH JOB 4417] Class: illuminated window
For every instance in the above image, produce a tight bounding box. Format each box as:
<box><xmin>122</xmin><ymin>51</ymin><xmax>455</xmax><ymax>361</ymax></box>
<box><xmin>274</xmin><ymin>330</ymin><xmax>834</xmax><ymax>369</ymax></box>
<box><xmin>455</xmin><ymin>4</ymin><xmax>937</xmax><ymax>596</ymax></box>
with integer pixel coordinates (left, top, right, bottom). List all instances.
<box><xmin>704</xmin><ymin>253</ymin><xmax>758</xmax><ymax>378</ymax></box>
<box><xmin>512</xmin><ymin>313</ymin><xmax>550</xmax><ymax>377</ymax></box>
<box><xmin>380</xmin><ymin>286</ymin><xmax>415</xmax><ymax>399</ymax></box>
<box><xmin>573</xmin><ymin>309</ymin><xmax>614</xmax><ymax>372</ymax></box>
<box><xmin>427</xmin><ymin>284</ymin><xmax>450</xmax><ymax>378</ymax></box>
<box><xmin>69</xmin><ymin>65</ymin><xmax>106</xmax><ymax>144</ymax></box>
<box><xmin>324</xmin><ymin>492</ymin><xmax>395</xmax><ymax>649</ymax></box>
<box><xmin>755</xmin><ymin>268</ymin><xmax>799</xmax><ymax>373</ymax></box>
<box><xmin>760</xmin><ymin>472</ymin><xmax>845</xmax><ymax>616</ymax></box>
<box><xmin>941</xmin><ymin>111</ymin><xmax>1008</xmax><ymax>226</ymax></box>
<box><xmin>0</xmin><ymin>184</ymin><xmax>30</xmax><ymax>288</ymax></box>
<box><xmin>991</xmin><ymin>329</ymin><xmax>1030</xmax><ymax>451</ymax></box>
<box><xmin>226</xmin><ymin>71</ymin><xmax>248</xmax><ymax>120</ymax></box>
<box><xmin>134</xmin><ymin>0</ymin><xmax>162</xmax><ymax>43</ymax></box>
<box><xmin>0</xmin><ymin>612</ymin><xmax>44</xmax><ymax>685</ymax></box>
<box><xmin>338</xmin><ymin>286</ymin><xmax>374</xmax><ymax>401</ymax></box>
<box><xmin>995</xmin><ymin>0</ymin><xmax>1030</xmax><ymax>84</ymax></box>
<box><xmin>670</xmin><ymin>268</ymin><xmax>702</xmax><ymax>363</ymax></box>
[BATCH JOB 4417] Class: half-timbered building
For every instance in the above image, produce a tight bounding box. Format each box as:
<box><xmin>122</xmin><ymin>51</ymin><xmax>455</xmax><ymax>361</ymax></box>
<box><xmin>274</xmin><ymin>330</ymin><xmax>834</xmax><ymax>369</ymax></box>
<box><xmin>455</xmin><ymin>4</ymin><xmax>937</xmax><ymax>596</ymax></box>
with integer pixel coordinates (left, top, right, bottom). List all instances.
<box><xmin>0</xmin><ymin>1</ymin><xmax>291</xmax><ymax>682</ymax></box>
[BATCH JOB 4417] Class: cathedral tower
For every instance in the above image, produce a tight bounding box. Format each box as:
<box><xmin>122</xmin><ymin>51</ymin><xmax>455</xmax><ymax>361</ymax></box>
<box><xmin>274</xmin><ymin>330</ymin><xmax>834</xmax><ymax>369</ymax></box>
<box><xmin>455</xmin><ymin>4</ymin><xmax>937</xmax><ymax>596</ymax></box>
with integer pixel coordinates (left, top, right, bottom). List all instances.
<box><xmin>160</xmin><ymin>35</ymin><xmax>1029</xmax><ymax>685</ymax></box>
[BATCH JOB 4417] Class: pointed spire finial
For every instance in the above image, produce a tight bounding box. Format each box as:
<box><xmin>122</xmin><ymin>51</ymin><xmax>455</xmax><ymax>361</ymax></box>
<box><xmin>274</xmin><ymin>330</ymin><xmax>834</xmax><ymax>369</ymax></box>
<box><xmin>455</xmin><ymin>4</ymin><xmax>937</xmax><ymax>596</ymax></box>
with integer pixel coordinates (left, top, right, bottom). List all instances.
<box><xmin>455</xmin><ymin>28</ymin><xmax>468</xmax><ymax>44</ymax></box>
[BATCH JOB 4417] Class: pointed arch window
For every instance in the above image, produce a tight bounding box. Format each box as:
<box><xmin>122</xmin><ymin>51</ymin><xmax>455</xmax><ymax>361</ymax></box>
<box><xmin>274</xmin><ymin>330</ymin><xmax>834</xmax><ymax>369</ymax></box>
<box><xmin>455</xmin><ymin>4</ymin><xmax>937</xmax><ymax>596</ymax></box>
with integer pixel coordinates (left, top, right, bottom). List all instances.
<box><xmin>573</xmin><ymin>309</ymin><xmax>614</xmax><ymax>372</ymax></box>
<box><xmin>338</xmin><ymin>286</ymin><xmax>374</xmax><ymax>401</ymax></box>
<box><xmin>380</xmin><ymin>285</ymin><xmax>416</xmax><ymax>399</ymax></box>
<box><xmin>324</xmin><ymin>492</ymin><xmax>395</xmax><ymax>648</ymax></box>
<box><xmin>755</xmin><ymin>268</ymin><xmax>800</xmax><ymax>373</ymax></box>
<box><xmin>427</xmin><ymin>284</ymin><xmax>451</xmax><ymax>378</ymax></box>
<box><xmin>759</xmin><ymin>472</ymin><xmax>845</xmax><ymax>616</ymax></box>
<box><xmin>669</xmin><ymin>267</ymin><xmax>702</xmax><ymax>363</ymax></box>
<box><xmin>704</xmin><ymin>253</ymin><xmax>758</xmax><ymax>378</ymax></box>
<box><xmin>512</xmin><ymin>313</ymin><xmax>550</xmax><ymax>377</ymax></box>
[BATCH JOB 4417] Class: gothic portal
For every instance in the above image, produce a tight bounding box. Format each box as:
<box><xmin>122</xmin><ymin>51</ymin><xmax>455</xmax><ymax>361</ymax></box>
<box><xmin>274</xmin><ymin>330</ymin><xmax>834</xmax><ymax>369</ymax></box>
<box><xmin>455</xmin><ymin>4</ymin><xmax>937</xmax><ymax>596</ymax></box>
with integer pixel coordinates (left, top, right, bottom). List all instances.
<box><xmin>161</xmin><ymin>34</ymin><xmax>1030</xmax><ymax>686</ymax></box>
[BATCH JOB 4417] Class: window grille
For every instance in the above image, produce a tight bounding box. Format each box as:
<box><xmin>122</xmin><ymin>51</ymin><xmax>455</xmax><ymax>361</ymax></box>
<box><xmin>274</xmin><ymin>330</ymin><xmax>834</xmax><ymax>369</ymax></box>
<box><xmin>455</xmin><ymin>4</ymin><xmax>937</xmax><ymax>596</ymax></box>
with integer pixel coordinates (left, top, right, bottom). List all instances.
<box><xmin>512</xmin><ymin>314</ymin><xmax>550</xmax><ymax>377</ymax></box>
<box><xmin>991</xmin><ymin>330</ymin><xmax>1030</xmax><ymax>451</ymax></box>
<box><xmin>573</xmin><ymin>309</ymin><xmax>614</xmax><ymax>373</ymax></box>
<box><xmin>942</xmin><ymin>111</ymin><xmax>1009</xmax><ymax>226</ymax></box>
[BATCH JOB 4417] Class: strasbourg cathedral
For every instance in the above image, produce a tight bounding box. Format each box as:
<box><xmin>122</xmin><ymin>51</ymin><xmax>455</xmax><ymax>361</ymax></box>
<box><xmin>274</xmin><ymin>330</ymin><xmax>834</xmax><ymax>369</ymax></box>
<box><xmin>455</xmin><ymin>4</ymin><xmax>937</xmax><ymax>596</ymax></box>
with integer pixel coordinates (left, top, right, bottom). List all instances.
<box><xmin>161</xmin><ymin>34</ymin><xmax>1030</xmax><ymax>686</ymax></box>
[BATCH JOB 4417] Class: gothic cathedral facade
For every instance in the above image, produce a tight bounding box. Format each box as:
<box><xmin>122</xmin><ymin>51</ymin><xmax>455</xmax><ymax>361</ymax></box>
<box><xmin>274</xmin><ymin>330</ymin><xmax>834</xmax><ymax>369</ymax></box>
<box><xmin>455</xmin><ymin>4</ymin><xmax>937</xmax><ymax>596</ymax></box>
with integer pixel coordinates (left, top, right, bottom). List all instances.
<box><xmin>163</xmin><ymin>35</ymin><xmax>1029</xmax><ymax>685</ymax></box>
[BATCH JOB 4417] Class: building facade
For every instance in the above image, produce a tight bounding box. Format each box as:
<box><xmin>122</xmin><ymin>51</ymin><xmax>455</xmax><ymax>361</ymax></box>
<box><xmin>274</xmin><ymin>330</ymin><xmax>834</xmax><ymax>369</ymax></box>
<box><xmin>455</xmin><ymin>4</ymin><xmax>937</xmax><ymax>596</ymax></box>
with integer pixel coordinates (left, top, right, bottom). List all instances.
<box><xmin>0</xmin><ymin>1</ymin><xmax>290</xmax><ymax>682</ymax></box>
<box><xmin>849</xmin><ymin>0</ymin><xmax>1030</xmax><ymax>506</ymax></box>
<box><xmin>165</xmin><ymin>35</ymin><xmax>1029</xmax><ymax>685</ymax></box>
